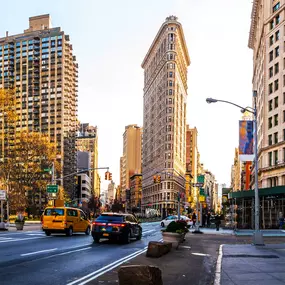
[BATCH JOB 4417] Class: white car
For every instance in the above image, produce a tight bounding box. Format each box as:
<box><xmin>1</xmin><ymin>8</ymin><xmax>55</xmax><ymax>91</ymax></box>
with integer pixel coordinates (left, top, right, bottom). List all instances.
<box><xmin>161</xmin><ymin>215</ymin><xmax>193</xmax><ymax>228</ymax></box>
<box><xmin>160</xmin><ymin>215</ymin><xmax>178</xmax><ymax>227</ymax></box>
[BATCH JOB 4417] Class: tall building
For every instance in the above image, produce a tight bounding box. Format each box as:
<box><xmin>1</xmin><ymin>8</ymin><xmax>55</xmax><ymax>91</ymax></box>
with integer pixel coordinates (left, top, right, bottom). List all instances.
<box><xmin>107</xmin><ymin>180</ymin><xmax>116</xmax><ymax>205</ymax></box>
<box><xmin>0</xmin><ymin>14</ymin><xmax>78</xmax><ymax>196</ymax></box>
<box><xmin>230</xmin><ymin>148</ymin><xmax>241</xmax><ymax>191</ymax></box>
<box><xmin>186</xmin><ymin>126</ymin><xmax>198</xmax><ymax>179</ymax></box>
<box><xmin>129</xmin><ymin>174</ymin><xmax>142</xmax><ymax>210</ymax></box>
<box><xmin>141</xmin><ymin>16</ymin><xmax>190</xmax><ymax>215</ymax></box>
<box><xmin>120</xmin><ymin>124</ymin><xmax>142</xmax><ymax>200</ymax></box>
<box><xmin>249</xmin><ymin>1</ymin><xmax>285</xmax><ymax>188</ymax></box>
<box><xmin>76</xmin><ymin>123</ymin><xmax>99</xmax><ymax>197</ymax></box>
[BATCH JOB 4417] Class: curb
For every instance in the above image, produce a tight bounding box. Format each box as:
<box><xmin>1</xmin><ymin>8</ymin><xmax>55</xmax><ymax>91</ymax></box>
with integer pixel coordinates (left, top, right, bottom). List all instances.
<box><xmin>214</xmin><ymin>244</ymin><xmax>223</xmax><ymax>285</ymax></box>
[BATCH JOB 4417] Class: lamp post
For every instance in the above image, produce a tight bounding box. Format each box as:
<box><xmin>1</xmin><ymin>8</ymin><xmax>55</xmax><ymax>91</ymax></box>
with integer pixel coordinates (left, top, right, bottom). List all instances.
<box><xmin>206</xmin><ymin>92</ymin><xmax>264</xmax><ymax>245</ymax></box>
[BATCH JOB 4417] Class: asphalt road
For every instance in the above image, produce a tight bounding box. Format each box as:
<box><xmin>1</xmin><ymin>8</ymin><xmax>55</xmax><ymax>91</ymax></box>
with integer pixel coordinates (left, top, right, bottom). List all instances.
<box><xmin>0</xmin><ymin>222</ymin><xmax>162</xmax><ymax>285</ymax></box>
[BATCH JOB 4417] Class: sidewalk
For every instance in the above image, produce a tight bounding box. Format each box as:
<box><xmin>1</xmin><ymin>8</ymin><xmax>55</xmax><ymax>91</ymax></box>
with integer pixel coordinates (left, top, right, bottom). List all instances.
<box><xmin>0</xmin><ymin>223</ymin><xmax>42</xmax><ymax>232</ymax></box>
<box><xmin>235</xmin><ymin>229</ymin><xmax>285</xmax><ymax>237</ymax></box>
<box><xmin>220</xmin><ymin>244</ymin><xmax>285</xmax><ymax>285</ymax></box>
<box><xmin>191</xmin><ymin>227</ymin><xmax>234</xmax><ymax>235</ymax></box>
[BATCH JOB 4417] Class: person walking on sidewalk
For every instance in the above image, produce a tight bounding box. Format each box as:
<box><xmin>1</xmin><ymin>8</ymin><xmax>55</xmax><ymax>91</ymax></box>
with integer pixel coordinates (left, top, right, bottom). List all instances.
<box><xmin>192</xmin><ymin>212</ymin><xmax>197</xmax><ymax>227</ymax></box>
<box><xmin>215</xmin><ymin>214</ymin><xmax>221</xmax><ymax>231</ymax></box>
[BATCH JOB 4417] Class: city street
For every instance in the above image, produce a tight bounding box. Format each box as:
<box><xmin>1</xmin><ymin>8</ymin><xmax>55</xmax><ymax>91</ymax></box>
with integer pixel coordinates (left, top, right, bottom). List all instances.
<box><xmin>0</xmin><ymin>222</ymin><xmax>162</xmax><ymax>285</ymax></box>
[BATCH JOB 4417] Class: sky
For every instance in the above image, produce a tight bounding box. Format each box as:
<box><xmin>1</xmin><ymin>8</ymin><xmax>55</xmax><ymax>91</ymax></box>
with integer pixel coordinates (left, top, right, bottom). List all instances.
<box><xmin>0</xmin><ymin>0</ymin><xmax>253</xmax><ymax>191</ymax></box>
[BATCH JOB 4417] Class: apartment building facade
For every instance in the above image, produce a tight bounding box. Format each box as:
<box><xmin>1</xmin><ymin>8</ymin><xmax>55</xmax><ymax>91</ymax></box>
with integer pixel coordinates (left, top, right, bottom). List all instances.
<box><xmin>76</xmin><ymin>123</ymin><xmax>99</xmax><ymax>197</ymax></box>
<box><xmin>141</xmin><ymin>16</ymin><xmax>190</xmax><ymax>215</ymax></box>
<box><xmin>0</xmin><ymin>14</ymin><xmax>78</xmax><ymax>196</ymax></box>
<box><xmin>249</xmin><ymin>1</ymin><xmax>285</xmax><ymax>187</ymax></box>
<box><xmin>120</xmin><ymin>124</ymin><xmax>142</xmax><ymax>201</ymax></box>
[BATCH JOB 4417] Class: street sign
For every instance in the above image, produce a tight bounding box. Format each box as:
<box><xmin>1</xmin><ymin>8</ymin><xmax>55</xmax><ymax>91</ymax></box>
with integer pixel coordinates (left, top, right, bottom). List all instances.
<box><xmin>199</xmin><ymin>188</ymin><xmax>205</xmax><ymax>196</ymax></box>
<box><xmin>192</xmin><ymin>183</ymin><xmax>204</xmax><ymax>187</ymax></box>
<box><xmin>44</xmin><ymin>168</ymin><xmax>52</xmax><ymax>172</ymax></box>
<box><xmin>0</xmin><ymin>190</ymin><xmax>6</xmax><ymax>201</ymax></box>
<box><xmin>47</xmin><ymin>185</ymin><xmax>58</xmax><ymax>193</ymax></box>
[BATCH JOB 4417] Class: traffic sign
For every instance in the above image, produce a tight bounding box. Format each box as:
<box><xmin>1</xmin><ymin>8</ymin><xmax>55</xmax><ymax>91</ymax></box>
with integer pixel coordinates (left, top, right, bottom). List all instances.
<box><xmin>199</xmin><ymin>188</ymin><xmax>205</xmax><ymax>196</ymax></box>
<box><xmin>47</xmin><ymin>185</ymin><xmax>58</xmax><ymax>193</ymax></box>
<box><xmin>192</xmin><ymin>183</ymin><xmax>204</xmax><ymax>187</ymax></box>
<box><xmin>44</xmin><ymin>168</ymin><xmax>52</xmax><ymax>172</ymax></box>
<box><xmin>0</xmin><ymin>190</ymin><xmax>6</xmax><ymax>201</ymax></box>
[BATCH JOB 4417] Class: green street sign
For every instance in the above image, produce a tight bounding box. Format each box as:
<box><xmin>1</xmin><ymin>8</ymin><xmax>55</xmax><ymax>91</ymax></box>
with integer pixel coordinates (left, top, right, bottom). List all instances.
<box><xmin>44</xmin><ymin>168</ymin><xmax>52</xmax><ymax>172</ymax></box>
<box><xmin>199</xmin><ymin>188</ymin><xmax>205</xmax><ymax>196</ymax></box>
<box><xmin>47</xmin><ymin>184</ymin><xmax>58</xmax><ymax>193</ymax></box>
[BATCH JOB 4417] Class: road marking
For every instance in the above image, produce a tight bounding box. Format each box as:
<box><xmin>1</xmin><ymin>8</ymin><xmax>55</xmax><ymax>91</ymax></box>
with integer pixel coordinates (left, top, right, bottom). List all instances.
<box><xmin>67</xmin><ymin>247</ymin><xmax>148</xmax><ymax>285</ymax></box>
<box><xmin>0</xmin><ymin>236</ymin><xmax>48</xmax><ymax>243</ymax></box>
<box><xmin>42</xmin><ymin>247</ymin><xmax>92</xmax><ymax>259</ymax></box>
<box><xmin>0</xmin><ymin>237</ymin><xmax>13</xmax><ymax>240</ymax></box>
<box><xmin>21</xmin><ymin>248</ymin><xmax>58</xmax><ymax>256</ymax></box>
<box><xmin>142</xmin><ymin>229</ymin><xmax>155</xmax><ymax>234</ymax></box>
<box><xmin>26</xmin><ymin>233</ymin><xmax>46</xmax><ymax>236</ymax></box>
<box><xmin>214</xmin><ymin>244</ymin><xmax>223</xmax><ymax>285</ymax></box>
<box><xmin>191</xmin><ymin>252</ymin><xmax>210</xmax><ymax>256</ymax></box>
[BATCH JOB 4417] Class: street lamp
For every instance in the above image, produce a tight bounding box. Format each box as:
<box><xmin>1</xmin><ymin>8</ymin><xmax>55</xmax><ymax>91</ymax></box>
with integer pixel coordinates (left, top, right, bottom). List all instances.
<box><xmin>206</xmin><ymin>91</ymin><xmax>264</xmax><ymax>245</ymax></box>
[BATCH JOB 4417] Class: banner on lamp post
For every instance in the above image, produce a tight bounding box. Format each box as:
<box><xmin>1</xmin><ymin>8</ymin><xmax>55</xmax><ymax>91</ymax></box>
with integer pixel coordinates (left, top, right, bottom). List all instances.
<box><xmin>239</xmin><ymin>120</ymin><xmax>254</xmax><ymax>161</ymax></box>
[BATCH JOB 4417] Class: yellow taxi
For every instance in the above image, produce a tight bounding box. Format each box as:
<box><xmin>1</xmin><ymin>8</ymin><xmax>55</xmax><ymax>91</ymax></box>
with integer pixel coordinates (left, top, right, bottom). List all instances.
<box><xmin>42</xmin><ymin>206</ymin><xmax>91</xmax><ymax>236</ymax></box>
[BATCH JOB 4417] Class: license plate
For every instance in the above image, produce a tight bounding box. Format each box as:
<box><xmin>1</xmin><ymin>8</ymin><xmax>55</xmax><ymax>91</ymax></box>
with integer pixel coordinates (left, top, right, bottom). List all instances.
<box><xmin>103</xmin><ymin>233</ymin><xmax>109</xmax><ymax>237</ymax></box>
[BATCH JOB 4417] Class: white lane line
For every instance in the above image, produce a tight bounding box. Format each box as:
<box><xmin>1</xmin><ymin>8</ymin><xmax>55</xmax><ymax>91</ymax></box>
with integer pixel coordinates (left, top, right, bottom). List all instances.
<box><xmin>79</xmin><ymin>249</ymin><xmax>148</xmax><ymax>285</ymax></box>
<box><xmin>41</xmin><ymin>247</ymin><xmax>92</xmax><ymax>259</ymax></box>
<box><xmin>142</xmin><ymin>230</ymin><xmax>155</xmax><ymax>234</ymax></box>
<box><xmin>0</xmin><ymin>236</ymin><xmax>49</xmax><ymax>243</ymax></box>
<box><xmin>0</xmin><ymin>237</ymin><xmax>13</xmax><ymax>240</ymax></box>
<box><xmin>26</xmin><ymin>233</ymin><xmax>46</xmax><ymax>236</ymax></box>
<box><xmin>21</xmin><ymin>248</ymin><xmax>58</xmax><ymax>256</ymax></box>
<box><xmin>214</xmin><ymin>244</ymin><xmax>223</xmax><ymax>285</ymax></box>
<box><xmin>67</xmin><ymin>247</ymin><xmax>148</xmax><ymax>285</ymax></box>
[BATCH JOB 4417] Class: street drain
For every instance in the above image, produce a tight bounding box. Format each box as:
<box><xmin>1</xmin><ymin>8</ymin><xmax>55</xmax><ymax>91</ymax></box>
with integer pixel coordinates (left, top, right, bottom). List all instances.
<box><xmin>223</xmin><ymin>254</ymin><xmax>279</xmax><ymax>259</ymax></box>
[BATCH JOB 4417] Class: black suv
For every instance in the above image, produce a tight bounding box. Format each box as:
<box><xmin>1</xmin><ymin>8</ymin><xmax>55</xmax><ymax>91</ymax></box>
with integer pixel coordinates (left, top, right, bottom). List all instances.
<box><xmin>91</xmin><ymin>212</ymin><xmax>142</xmax><ymax>243</ymax></box>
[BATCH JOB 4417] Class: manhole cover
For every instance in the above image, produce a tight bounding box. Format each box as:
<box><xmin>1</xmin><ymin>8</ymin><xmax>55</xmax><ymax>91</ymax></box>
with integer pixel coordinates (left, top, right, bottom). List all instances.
<box><xmin>223</xmin><ymin>254</ymin><xmax>279</xmax><ymax>259</ymax></box>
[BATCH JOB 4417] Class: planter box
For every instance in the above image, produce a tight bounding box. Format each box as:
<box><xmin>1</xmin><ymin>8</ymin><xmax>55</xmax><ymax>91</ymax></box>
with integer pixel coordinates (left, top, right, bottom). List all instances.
<box><xmin>162</xmin><ymin>232</ymin><xmax>185</xmax><ymax>249</ymax></box>
<box><xmin>15</xmin><ymin>222</ymin><xmax>24</xmax><ymax>230</ymax></box>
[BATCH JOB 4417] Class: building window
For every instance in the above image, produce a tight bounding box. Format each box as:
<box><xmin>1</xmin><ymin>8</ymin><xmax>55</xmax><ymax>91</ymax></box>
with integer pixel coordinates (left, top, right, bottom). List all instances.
<box><xmin>283</xmin><ymin>92</ymin><xmax>285</xmax><ymax>104</ymax></box>
<box><xmin>269</xmin><ymin>99</ymin><xmax>273</xmax><ymax>111</ymax></box>
<box><xmin>269</xmin><ymin>117</ymin><xmax>273</xmax><ymax>129</ymax></box>
<box><xmin>268</xmin><ymin>152</ymin><xmax>272</xmax><ymax>166</ymax></box>
<box><xmin>283</xmin><ymin>147</ymin><xmax>285</xmax><ymax>162</ymax></box>
<box><xmin>274</xmin><ymin>96</ymin><xmax>278</xmax><ymax>108</ymax></box>
<box><xmin>276</xmin><ymin>30</ymin><xmax>280</xmax><ymax>41</ymax></box>
<box><xmin>274</xmin><ymin>132</ymin><xmax>278</xmax><ymax>144</ymax></box>
<box><xmin>273</xmin><ymin>2</ymin><xmax>280</xmax><ymax>13</ymax></box>
<box><xmin>284</xmin><ymin>129</ymin><xmax>285</xmax><ymax>140</ymax></box>
<box><xmin>276</xmin><ymin>15</ymin><xmax>280</xmax><ymax>25</ymax></box>
<box><xmin>284</xmin><ymin>110</ymin><xmax>285</xmax><ymax>122</ymax></box>
<box><xmin>169</xmin><ymin>89</ymin><xmax>173</xmax><ymax>95</ymax></box>
<box><xmin>275</xmin><ymin>62</ymin><xmax>279</xmax><ymax>74</ymax></box>
<box><xmin>269</xmin><ymin>51</ymin><xmax>274</xmax><ymax>62</ymax></box>
<box><xmin>274</xmin><ymin>114</ymin><xmax>278</xmax><ymax>126</ymax></box>
<box><xmin>270</xmin><ymin>35</ymin><xmax>274</xmax><ymax>46</ymax></box>
<box><xmin>275</xmin><ymin>46</ymin><xmax>280</xmax><ymax>57</ymax></box>
<box><xmin>269</xmin><ymin>83</ymin><xmax>273</xmax><ymax>94</ymax></box>
<box><xmin>269</xmin><ymin>134</ymin><xmax>273</xmax><ymax>145</ymax></box>
<box><xmin>275</xmin><ymin>79</ymin><xmax>279</xmax><ymax>91</ymax></box>
<box><xmin>168</xmin><ymin>71</ymin><xmax>173</xmax><ymax>78</ymax></box>
<box><xmin>270</xmin><ymin>20</ymin><xmax>274</xmax><ymax>30</ymax></box>
<box><xmin>269</xmin><ymin>67</ymin><xmax>273</xmax><ymax>78</ymax></box>
<box><xmin>274</xmin><ymin>150</ymin><xmax>278</xmax><ymax>165</ymax></box>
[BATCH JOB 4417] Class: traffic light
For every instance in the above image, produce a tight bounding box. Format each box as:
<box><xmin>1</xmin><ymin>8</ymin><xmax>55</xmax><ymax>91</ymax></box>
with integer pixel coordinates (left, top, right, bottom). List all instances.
<box><xmin>153</xmin><ymin>175</ymin><xmax>161</xmax><ymax>183</ymax></box>
<box><xmin>105</xmin><ymin>171</ymin><xmax>110</xmax><ymax>180</ymax></box>
<box><xmin>109</xmin><ymin>172</ymin><xmax>112</xmax><ymax>180</ymax></box>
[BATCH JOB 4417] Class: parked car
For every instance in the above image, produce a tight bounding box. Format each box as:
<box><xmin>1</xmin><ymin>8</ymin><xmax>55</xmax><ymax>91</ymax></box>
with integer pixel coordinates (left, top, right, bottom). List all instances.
<box><xmin>42</xmin><ymin>207</ymin><xmax>91</xmax><ymax>236</ymax></box>
<box><xmin>91</xmin><ymin>212</ymin><xmax>142</xmax><ymax>243</ymax></box>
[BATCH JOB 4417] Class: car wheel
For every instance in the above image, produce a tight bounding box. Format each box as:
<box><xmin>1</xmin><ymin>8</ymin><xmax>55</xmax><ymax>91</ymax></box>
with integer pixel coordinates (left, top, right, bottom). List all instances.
<box><xmin>123</xmin><ymin>231</ymin><xmax>131</xmax><ymax>244</ymax></box>
<box><xmin>85</xmin><ymin>226</ymin><xmax>90</xmax><ymax>235</ymax></box>
<box><xmin>161</xmin><ymin>222</ymin><xmax>165</xmax><ymax>227</ymax></box>
<box><xmin>93</xmin><ymin>236</ymin><xmax>100</xmax><ymax>243</ymax></box>
<box><xmin>45</xmin><ymin>231</ymin><xmax>51</xmax><ymax>236</ymax></box>
<box><xmin>136</xmin><ymin>229</ymin><xmax>142</xmax><ymax>240</ymax></box>
<box><xmin>66</xmin><ymin>227</ymin><xmax>73</xmax><ymax>237</ymax></box>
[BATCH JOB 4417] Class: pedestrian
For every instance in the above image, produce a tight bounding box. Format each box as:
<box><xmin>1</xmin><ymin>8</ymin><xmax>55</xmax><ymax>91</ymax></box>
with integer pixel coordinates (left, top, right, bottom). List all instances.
<box><xmin>207</xmin><ymin>212</ymin><xmax>211</xmax><ymax>228</ymax></box>
<box><xmin>215</xmin><ymin>214</ymin><xmax>221</xmax><ymax>231</ymax></box>
<box><xmin>192</xmin><ymin>212</ymin><xmax>197</xmax><ymax>227</ymax></box>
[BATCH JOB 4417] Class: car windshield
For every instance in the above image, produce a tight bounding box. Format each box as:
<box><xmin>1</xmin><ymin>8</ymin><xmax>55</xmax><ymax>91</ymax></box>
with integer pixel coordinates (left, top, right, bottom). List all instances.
<box><xmin>96</xmin><ymin>215</ymin><xmax>124</xmax><ymax>222</ymax></box>
<box><xmin>44</xmin><ymin>208</ymin><xmax>64</xmax><ymax>216</ymax></box>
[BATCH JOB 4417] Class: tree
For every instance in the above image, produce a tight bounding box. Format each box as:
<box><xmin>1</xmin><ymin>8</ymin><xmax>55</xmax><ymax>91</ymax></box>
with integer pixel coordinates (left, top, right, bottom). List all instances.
<box><xmin>1</xmin><ymin>131</ymin><xmax>58</xmax><ymax>213</ymax></box>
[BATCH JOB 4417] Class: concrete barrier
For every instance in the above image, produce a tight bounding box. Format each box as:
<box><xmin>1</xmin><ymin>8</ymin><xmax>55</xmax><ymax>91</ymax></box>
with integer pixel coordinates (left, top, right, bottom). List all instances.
<box><xmin>118</xmin><ymin>265</ymin><xmax>163</xmax><ymax>285</ymax></box>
